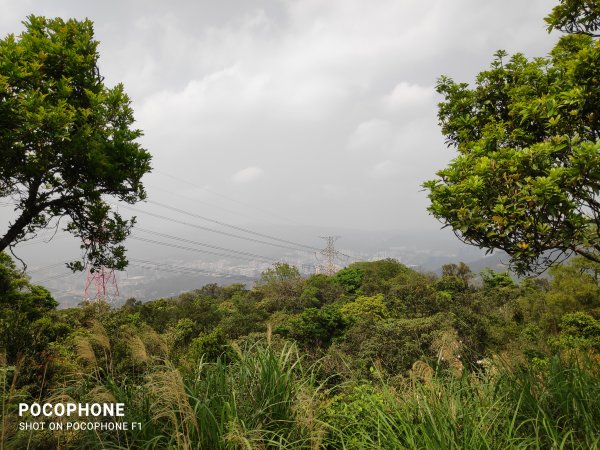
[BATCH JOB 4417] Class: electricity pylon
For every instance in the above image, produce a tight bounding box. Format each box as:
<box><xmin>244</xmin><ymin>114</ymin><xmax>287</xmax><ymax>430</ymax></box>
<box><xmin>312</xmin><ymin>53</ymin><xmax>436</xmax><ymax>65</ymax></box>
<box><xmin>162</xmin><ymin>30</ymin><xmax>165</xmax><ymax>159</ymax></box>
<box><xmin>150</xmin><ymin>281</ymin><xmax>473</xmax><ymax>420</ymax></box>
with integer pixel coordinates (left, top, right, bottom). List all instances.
<box><xmin>84</xmin><ymin>265</ymin><xmax>119</xmax><ymax>303</ymax></box>
<box><xmin>319</xmin><ymin>236</ymin><xmax>348</xmax><ymax>276</ymax></box>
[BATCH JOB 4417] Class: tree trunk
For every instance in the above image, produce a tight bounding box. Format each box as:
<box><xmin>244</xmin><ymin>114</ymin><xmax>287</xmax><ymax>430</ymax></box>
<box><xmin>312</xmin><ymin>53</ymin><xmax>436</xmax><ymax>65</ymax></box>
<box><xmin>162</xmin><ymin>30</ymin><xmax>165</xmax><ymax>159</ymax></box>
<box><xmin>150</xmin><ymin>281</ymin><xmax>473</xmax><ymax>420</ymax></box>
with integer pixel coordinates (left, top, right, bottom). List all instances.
<box><xmin>0</xmin><ymin>207</ymin><xmax>37</xmax><ymax>252</ymax></box>
<box><xmin>0</xmin><ymin>179</ymin><xmax>42</xmax><ymax>252</ymax></box>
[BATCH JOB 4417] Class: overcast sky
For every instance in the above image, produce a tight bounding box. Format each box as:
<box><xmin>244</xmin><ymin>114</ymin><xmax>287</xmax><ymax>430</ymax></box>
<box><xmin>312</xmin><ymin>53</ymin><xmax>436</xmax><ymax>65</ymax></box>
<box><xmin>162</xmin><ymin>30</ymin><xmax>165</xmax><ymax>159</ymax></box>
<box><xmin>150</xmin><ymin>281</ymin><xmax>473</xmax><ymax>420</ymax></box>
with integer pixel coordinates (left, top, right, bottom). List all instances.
<box><xmin>1</xmin><ymin>0</ymin><xmax>558</xmax><ymax>235</ymax></box>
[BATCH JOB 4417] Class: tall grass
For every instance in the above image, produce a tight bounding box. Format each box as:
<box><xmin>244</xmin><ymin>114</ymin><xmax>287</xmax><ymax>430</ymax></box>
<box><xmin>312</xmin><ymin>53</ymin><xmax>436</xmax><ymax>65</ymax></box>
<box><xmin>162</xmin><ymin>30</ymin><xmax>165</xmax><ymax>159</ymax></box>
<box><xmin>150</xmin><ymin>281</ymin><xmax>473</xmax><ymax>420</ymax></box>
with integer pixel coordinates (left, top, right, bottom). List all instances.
<box><xmin>322</xmin><ymin>354</ymin><xmax>600</xmax><ymax>449</ymax></box>
<box><xmin>87</xmin><ymin>347</ymin><xmax>600</xmax><ymax>449</ymax></box>
<box><xmin>95</xmin><ymin>342</ymin><xmax>324</xmax><ymax>449</ymax></box>
<box><xmin>498</xmin><ymin>353</ymin><xmax>600</xmax><ymax>449</ymax></box>
<box><xmin>322</xmin><ymin>372</ymin><xmax>521</xmax><ymax>449</ymax></box>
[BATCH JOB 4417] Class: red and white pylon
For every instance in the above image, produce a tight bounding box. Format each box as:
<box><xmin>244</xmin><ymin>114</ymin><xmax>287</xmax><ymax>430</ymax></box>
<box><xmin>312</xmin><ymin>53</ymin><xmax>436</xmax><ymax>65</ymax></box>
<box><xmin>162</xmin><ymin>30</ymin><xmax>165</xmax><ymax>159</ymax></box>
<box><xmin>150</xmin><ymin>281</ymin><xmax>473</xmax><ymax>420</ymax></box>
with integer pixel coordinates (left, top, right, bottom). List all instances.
<box><xmin>83</xmin><ymin>266</ymin><xmax>119</xmax><ymax>303</ymax></box>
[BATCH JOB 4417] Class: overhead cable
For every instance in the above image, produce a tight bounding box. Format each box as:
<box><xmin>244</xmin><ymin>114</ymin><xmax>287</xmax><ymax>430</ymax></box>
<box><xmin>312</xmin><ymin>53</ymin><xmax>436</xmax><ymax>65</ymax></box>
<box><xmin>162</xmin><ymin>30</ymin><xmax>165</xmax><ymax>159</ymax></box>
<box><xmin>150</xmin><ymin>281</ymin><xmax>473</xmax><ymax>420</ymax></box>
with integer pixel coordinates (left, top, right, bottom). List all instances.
<box><xmin>146</xmin><ymin>200</ymin><xmax>320</xmax><ymax>251</ymax></box>
<box><xmin>156</xmin><ymin>170</ymin><xmax>302</xmax><ymax>226</ymax></box>
<box><xmin>115</xmin><ymin>203</ymin><xmax>318</xmax><ymax>253</ymax></box>
<box><xmin>129</xmin><ymin>235</ymin><xmax>273</xmax><ymax>263</ymax></box>
<box><xmin>133</xmin><ymin>228</ymin><xmax>274</xmax><ymax>261</ymax></box>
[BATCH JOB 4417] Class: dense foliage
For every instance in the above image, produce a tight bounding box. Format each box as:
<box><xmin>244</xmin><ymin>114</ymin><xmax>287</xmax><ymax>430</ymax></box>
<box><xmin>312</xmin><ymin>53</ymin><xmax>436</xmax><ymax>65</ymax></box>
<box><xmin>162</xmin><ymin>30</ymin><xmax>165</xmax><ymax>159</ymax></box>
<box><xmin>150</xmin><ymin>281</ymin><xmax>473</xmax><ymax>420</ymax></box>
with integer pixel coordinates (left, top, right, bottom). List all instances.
<box><xmin>424</xmin><ymin>2</ymin><xmax>600</xmax><ymax>274</ymax></box>
<box><xmin>1</xmin><ymin>256</ymin><xmax>599</xmax><ymax>448</ymax></box>
<box><xmin>0</xmin><ymin>16</ymin><xmax>152</xmax><ymax>270</ymax></box>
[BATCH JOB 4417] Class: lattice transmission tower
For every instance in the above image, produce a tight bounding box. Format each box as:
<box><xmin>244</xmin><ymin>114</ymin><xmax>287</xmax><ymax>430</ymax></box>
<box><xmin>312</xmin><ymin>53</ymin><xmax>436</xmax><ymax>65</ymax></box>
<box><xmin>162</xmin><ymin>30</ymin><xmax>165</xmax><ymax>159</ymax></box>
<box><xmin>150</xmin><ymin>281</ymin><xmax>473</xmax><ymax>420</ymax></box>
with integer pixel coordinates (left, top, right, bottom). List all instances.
<box><xmin>81</xmin><ymin>233</ymin><xmax>120</xmax><ymax>303</ymax></box>
<box><xmin>83</xmin><ymin>266</ymin><xmax>119</xmax><ymax>303</ymax></box>
<box><xmin>317</xmin><ymin>235</ymin><xmax>354</xmax><ymax>276</ymax></box>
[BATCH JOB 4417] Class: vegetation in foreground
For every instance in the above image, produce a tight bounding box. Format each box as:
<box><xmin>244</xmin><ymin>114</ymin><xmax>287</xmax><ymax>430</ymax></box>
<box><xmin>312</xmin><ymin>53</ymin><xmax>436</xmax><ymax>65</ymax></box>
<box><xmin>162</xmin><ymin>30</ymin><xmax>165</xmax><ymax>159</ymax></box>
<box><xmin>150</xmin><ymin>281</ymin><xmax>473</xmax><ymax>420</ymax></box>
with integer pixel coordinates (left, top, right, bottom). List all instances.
<box><xmin>1</xmin><ymin>253</ymin><xmax>600</xmax><ymax>449</ymax></box>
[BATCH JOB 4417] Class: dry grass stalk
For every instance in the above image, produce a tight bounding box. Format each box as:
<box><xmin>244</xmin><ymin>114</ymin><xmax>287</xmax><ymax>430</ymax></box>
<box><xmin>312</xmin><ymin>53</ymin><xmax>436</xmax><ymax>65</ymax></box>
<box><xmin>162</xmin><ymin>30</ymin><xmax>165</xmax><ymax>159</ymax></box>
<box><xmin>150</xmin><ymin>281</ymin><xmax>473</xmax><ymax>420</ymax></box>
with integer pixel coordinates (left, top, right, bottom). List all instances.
<box><xmin>146</xmin><ymin>367</ymin><xmax>197</xmax><ymax>449</ymax></box>
<box><xmin>74</xmin><ymin>336</ymin><xmax>96</xmax><ymax>365</ymax></box>
<box><xmin>230</xmin><ymin>341</ymin><xmax>243</xmax><ymax>360</ymax></box>
<box><xmin>87</xmin><ymin>386</ymin><xmax>117</xmax><ymax>404</ymax></box>
<box><xmin>87</xmin><ymin>320</ymin><xmax>111</xmax><ymax>350</ymax></box>
<box><xmin>411</xmin><ymin>360</ymin><xmax>434</xmax><ymax>383</ymax></box>
<box><xmin>292</xmin><ymin>386</ymin><xmax>326</xmax><ymax>450</ymax></box>
<box><xmin>224</xmin><ymin>419</ymin><xmax>260</xmax><ymax>450</ymax></box>
<box><xmin>431</xmin><ymin>328</ymin><xmax>464</xmax><ymax>376</ymax></box>
<box><xmin>128</xmin><ymin>334</ymin><xmax>148</xmax><ymax>364</ymax></box>
<box><xmin>140</xmin><ymin>327</ymin><xmax>168</xmax><ymax>357</ymax></box>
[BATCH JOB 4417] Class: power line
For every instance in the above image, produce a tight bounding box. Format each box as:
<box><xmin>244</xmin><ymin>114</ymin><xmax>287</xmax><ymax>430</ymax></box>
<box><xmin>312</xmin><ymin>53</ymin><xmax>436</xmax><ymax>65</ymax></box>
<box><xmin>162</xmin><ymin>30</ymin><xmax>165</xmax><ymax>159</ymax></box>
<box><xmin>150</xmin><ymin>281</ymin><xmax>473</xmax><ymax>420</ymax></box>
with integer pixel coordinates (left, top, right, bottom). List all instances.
<box><xmin>19</xmin><ymin>233</ymin><xmax>69</xmax><ymax>247</ymax></box>
<box><xmin>3</xmin><ymin>179</ymin><xmax>355</xmax><ymax>277</ymax></box>
<box><xmin>27</xmin><ymin>262</ymin><xmax>67</xmax><ymax>273</ymax></box>
<box><xmin>27</xmin><ymin>258</ymin><xmax>256</xmax><ymax>291</ymax></box>
<box><xmin>155</xmin><ymin>170</ymin><xmax>302</xmax><ymax>226</ymax></box>
<box><xmin>49</xmin><ymin>288</ymin><xmax>80</xmax><ymax>297</ymax></box>
<box><xmin>4</xmin><ymin>184</ymin><xmax>323</xmax><ymax>254</ymax></box>
<box><xmin>147</xmin><ymin>184</ymin><xmax>260</xmax><ymax>223</ymax></box>
<box><xmin>128</xmin><ymin>235</ymin><xmax>273</xmax><ymax>263</ymax></box>
<box><xmin>128</xmin><ymin>258</ymin><xmax>249</xmax><ymax>279</ymax></box>
<box><xmin>35</xmin><ymin>271</ymin><xmax>79</xmax><ymax>284</ymax></box>
<box><xmin>147</xmin><ymin>200</ymin><xmax>320</xmax><ymax>251</ymax></box>
<box><xmin>129</xmin><ymin>262</ymin><xmax>212</xmax><ymax>277</ymax></box>
<box><xmin>137</xmin><ymin>211</ymin><xmax>313</xmax><ymax>253</ymax></box>
<box><xmin>115</xmin><ymin>202</ymin><xmax>319</xmax><ymax>252</ymax></box>
<box><xmin>133</xmin><ymin>228</ymin><xmax>275</xmax><ymax>261</ymax></box>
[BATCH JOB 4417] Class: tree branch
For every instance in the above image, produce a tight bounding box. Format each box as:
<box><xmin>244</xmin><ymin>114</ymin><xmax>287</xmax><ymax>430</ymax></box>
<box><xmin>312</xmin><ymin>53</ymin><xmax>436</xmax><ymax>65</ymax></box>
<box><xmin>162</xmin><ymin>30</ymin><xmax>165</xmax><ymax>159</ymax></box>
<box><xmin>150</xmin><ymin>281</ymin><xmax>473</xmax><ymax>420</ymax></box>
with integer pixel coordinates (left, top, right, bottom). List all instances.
<box><xmin>573</xmin><ymin>247</ymin><xmax>600</xmax><ymax>264</ymax></box>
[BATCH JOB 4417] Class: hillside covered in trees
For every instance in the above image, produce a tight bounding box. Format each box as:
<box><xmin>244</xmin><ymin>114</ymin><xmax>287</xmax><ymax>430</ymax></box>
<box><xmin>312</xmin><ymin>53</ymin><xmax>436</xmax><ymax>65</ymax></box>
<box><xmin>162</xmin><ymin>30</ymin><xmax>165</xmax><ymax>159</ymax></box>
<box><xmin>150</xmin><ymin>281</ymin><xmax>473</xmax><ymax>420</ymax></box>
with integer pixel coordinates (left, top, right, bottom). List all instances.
<box><xmin>2</xmin><ymin>254</ymin><xmax>600</xmax><ymax>448</ymax></box>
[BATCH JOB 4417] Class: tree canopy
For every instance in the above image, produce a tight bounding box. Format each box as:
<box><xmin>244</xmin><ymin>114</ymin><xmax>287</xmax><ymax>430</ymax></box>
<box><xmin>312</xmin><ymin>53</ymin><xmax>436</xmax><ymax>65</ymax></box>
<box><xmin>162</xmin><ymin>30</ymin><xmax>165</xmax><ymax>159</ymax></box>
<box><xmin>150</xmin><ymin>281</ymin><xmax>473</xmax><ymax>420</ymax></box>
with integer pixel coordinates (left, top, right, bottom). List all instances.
<box><xmin>423</xmin><ymin>2</ymin><xmax>600</xmax><ymax>274</ymax></box>
<box><xmin>0</xmin><ymin>16</ymin><xmax>151</xmax><ymax>269</ymax></box>
<box><xmin>545</xmin><ymin>0</ymin><xmax>600</xmax><ymax>36</ymax></box>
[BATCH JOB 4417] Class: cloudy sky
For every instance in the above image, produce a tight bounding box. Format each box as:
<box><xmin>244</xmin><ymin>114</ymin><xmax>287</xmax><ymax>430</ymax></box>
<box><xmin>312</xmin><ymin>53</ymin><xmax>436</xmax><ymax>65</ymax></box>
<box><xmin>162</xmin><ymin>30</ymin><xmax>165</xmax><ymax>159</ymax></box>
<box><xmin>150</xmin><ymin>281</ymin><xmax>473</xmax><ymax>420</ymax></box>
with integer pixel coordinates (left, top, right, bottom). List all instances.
<box><xmin>1</xmin><ymin>0</ymin><xmax>558</xmax><ymax>236</ymax></box>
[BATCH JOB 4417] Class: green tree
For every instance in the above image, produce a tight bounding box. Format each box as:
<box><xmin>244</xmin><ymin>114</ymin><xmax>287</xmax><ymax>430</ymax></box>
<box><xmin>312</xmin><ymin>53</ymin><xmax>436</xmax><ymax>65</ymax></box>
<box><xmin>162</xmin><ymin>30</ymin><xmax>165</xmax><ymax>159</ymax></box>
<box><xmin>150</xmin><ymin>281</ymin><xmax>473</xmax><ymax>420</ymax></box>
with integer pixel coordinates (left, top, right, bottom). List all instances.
<box><xmin>340</xmin><ymin>294</ymin><xmax>389</xmax><ymax>323</ymax></box>
<box><xmin>524</xmin><ymin>256</ymin><xmax>600</xmax><ymax>333</ymax></box>
<box><xmin>545</xmin><ymin>0</ymin><xmax>600</xmax><ymax>36</ymax></box>
<box><xmin>352</xmin><ymin>259</ymin><xmax>409</xmax><ymax>296</ymax></box>
<box><xmin>0</xmin><ymin>16</ymin><xmax>151</xmax><ymax>269</ymax></box>
<box><xmin>333</xmin><ymin>266</ymin><xmax>364</xmax><ymax>294</ymax></box>
<box><xmin>554</xmin><ymin>311</ymin><xmax>600</xmax><ymax>350</ymax></box>
<box><xmin>256</xmin><ymin>263</ymin><xmax>304</xmax><ymax>312</ymax></box>
<box><xmin>0</xmin><ymin>253</ymin><xmax>69</xmax><ymax>371</ymax></box>
<box><xmin>442</xmin><ymin>262</ymin><xmax>473</xmax><ymax>284</ymax></box>
<box><xmin>423</xmin><ymin>4</ymin><xmax>600</xmax><ymax>274</ymax></box>
<box><xmin>341</xmin><ymin>314</ymin><xmax>448</xmax><ymax>375</ymax></box>
<box><xmin>187</xmin><ymin>327</ymin><xmax>235</xmax><ymax>363</ymax></box>
<box><xmin>287</xmin><ymin>305</ymin><xmax>347</xmax><ymax>348</ymax></box>
<box><xmin>436</xmin><ymin>262</ymin><xmax>473</xmax><ymax>294</ymax></box>
<box><xmin>221</xmin><ymin>291</ymin><xmax>268</xmax><ymax>338</ymax></box>
<box><xmin>549</xmin><ymin>256</ymin><xmax>600</xmax><ymax>307</ymax></box>
<box><xmin>481</xmin><ymin>269</ymin><xmax>515</xmax><ymax>290</ymax></box>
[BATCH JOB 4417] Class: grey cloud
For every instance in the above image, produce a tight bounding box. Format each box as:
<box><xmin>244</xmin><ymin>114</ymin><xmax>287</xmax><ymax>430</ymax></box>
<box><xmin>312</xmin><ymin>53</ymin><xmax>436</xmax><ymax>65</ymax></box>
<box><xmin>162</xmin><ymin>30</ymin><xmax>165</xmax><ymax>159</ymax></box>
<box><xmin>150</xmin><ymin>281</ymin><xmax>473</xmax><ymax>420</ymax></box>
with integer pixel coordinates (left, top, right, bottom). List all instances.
<box><xmin>1</xmin><ymin>0</ymin><xmax>557</xmax><ymax>234</ymax></box>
